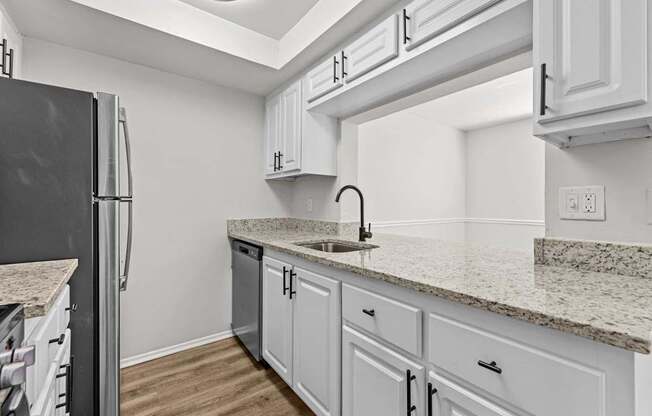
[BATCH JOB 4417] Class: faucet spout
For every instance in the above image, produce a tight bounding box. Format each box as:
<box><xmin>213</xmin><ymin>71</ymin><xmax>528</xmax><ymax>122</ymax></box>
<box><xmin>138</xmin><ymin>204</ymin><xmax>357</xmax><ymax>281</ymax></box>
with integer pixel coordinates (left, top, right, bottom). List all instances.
<box><xmin>335</xmin><ymin>185</ymin><xmax>372</xmax><ymax>242</ymax></box>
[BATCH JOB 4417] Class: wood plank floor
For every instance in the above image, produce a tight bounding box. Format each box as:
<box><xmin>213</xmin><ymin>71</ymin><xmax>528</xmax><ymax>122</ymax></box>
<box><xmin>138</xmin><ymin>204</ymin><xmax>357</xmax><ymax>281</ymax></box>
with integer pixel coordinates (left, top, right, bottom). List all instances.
<box><xmin>121</xmin><ymin>337</ymin><xmax>314</xmax><ymax>416</ymax></box>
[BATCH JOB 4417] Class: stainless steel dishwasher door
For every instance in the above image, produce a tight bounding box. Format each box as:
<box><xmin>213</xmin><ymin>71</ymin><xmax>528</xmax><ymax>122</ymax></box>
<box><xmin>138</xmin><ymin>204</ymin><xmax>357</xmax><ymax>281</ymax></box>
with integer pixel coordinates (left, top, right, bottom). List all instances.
<box><xmin>231</xmin><ymin>240</ymin><xmax>263</xmax><ymax>361</ymax></box>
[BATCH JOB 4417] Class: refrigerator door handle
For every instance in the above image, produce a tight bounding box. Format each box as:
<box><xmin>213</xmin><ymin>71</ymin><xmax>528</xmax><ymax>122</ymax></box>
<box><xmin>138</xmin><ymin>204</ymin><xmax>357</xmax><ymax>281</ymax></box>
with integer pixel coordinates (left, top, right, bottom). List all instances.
<box><xmin>119</xmin><ymin>199</ymin><xmax>133</xmax><ymax>292</ymax></box>
<box><xmin>118</xmin><ymin>107</ymin><xmax>133</xmax><ymax>198</ymax></box>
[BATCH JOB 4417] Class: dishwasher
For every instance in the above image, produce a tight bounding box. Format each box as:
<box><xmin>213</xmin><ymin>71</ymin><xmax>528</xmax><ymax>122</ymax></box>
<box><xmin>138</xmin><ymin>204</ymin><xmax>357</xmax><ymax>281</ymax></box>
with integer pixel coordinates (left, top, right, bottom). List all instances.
<box><xmin>231</xmin><ymin>239</ymin><xmax>263</xmax><ymax>361</ymax></box>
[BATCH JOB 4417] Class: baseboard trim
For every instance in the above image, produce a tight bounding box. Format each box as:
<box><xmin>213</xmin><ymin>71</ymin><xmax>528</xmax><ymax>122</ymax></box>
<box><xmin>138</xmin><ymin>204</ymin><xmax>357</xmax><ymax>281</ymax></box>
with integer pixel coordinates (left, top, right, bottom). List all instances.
<box><xmin>373</xmin><ymin>218</ymin><xmax>544</xmax><ymax>228</ymax></box>
<box><xmin>120</xmin><ymin>329</ymin><xmax>234</xmax><ymax>369</ymax></box>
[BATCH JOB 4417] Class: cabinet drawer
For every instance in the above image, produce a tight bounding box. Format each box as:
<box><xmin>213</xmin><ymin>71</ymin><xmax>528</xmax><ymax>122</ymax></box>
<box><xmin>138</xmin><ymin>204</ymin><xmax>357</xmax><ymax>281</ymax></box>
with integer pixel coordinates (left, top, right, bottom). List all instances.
<box><xmin>54</xmin><ymin>285</ymin><xmax>70</xmax><ymax>333</ymax></box>
<box><xmin>429</xmin><ymin>371</ymin><xmax>517</xmax><ymax>416</ymax></box>
<box><xmin>428</xmin><ymin>313</ymin><xmax>606</xmax><ymax>416</ymax></box>
<box><xmin>342</xmin><ymin>284</ymin><xmax>422</xmax><ymax>356</ymax></box>
<box><xmin>30</xmin><ymin>362</ymin><xmax>58</xmax><ymax>416</ymax></box>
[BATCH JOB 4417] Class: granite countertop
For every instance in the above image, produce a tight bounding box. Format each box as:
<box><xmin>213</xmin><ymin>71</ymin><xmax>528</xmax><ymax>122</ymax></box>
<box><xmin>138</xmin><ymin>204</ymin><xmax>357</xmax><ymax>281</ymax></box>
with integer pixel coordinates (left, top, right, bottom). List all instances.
<box><xmin>229</xmin><ymin>226</ymin><xmax>652</xmax><ymax>354</ymax></box>
<box><xmin>0</xmin><ymin>259</ymin><xmax>78</xmax><ymax>318</ymax></box>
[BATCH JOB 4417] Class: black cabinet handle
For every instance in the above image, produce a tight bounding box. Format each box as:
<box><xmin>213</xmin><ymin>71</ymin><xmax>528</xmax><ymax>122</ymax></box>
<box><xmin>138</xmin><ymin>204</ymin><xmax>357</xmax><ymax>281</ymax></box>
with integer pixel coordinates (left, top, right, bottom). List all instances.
<box><xmin>282</xmin><ymin>266</ymin><xmax>289</xmax><ymax>296</ymax></box>
<box><xmin>406</xmin><ymin>369</ymin><xmax>416</xmax><ymax>415</ymax></box>
<box><xmin>362</xmin><ymin>309</ymin><xmax>375</xmax><ymax>317</ymax></box>
<box><xmin>289</xmin><ymin>269</ymin><xmax>297</xmax><ymax>299</ymax></box>
<box><xmin>478</xmin><ymin>360</ymin><xmax>502</xmax><ymax>374</ymax></box>
<box><xmin>49</xmin><ymin>333</ymin><xmax>65</xmax><ymax>345</ymax></box>
<box><xmin>333</xmin><ymin>56</ymin><xmax>340</xmax><ymax>83</ymax></box>
<box><xmin>427</xmin><ymin>382</ymin><xmax>437</xmax><ymax>416</ymax></box>
<box><xmin>540</xmin><ymin>63</ymin><xmax>548</xmax><ymax>116</ymax></box>
<box><xmin>341</xmin><ymin>51</ymin><xmax>348</xmax><ymax>78</ymax></box>
<box><xmin>65</xmin><ymin>304</ymin><xmax>78</xmax><ymax>312</ymax></box>
<box><xmin>1</xmin><ymin>39</ymin><xmax>13</xmax><ymax>79</ymax></box>
<box><xmin>273</xmin><ymin>152</ymin><xmax>278</xmax><ymax>171</ymax></box>
<box><xmin>278</xmin><ymin>152</ymin><xmax>283</xmax><ymax>170</ymax></box>
<box><xmin>56</xmin><ymin>361</ymin><xmax>72</xmax><ymax>412</ymax></box>
<box><xmin>402</xmin><ymin>9</ymin><xmax>411</xmax><ymax>45</ymax></box>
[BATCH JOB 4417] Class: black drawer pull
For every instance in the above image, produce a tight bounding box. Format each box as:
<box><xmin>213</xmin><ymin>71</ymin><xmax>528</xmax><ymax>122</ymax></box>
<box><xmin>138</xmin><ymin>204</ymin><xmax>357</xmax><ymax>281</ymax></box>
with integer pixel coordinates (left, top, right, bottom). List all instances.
<box><xmin>406</xmin><ymin>369</ymin><xmax>416</xmax><ymax>415</ymax></box>
<box><xmin>427</xmin><ymin>382</ymin><xmax>437</xmax><ymax>416</ymax></box>
<box><xmin>65</xmin><ymin>304</ymin><xmax>78</xmax><ymax>312</ymax></box>
<box><xmin>49</xmin><ymin>334</ymin><xmax>65</xmax><ymax>345</ymax></box>
<box><xmin>362</xmin><ymin>309</ymin><xmax>375</xmax><ymax>317</ymax></box>
<box><xmin>478</xmin><ymin>360</ymin><xmax>502</xmax><ymax>374</ymax></box>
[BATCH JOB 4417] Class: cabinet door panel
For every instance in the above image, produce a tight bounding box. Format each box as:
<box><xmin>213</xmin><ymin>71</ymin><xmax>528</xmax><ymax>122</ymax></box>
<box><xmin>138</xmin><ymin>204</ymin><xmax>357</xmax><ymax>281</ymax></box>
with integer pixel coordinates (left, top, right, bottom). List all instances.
<box><xmin>342</xmin><ymin>325</ymin><xmax>425</xmax><ymax>416</ymax></box>
<box><xmin>262</xmin><ymin>257</ymin><xmax>293</xmax><ymax>385</ymax></box>
<box><xmin>306</xmin><ymin>56</ymin><xmax>343</xmax><ymax>102</ymax></box>
<box><xmin>343</xmin><ymin>15</ymin><xmax>399</xmax><ymax>83</ymax></box>
<box><xmin>535</xmin><ymin>0</ymin><xmax>647</xmax><ymax>122</ymax></box>
<box><xmin>264</xmin><ymin>95</ymin><xmax>281</xmax><ymax>175</ymax></box>
<box><xmin>292</xmin><ymin>267</ymin><xmax>341</xmax><ymax>416</ymax></box>
<box><xmin>280</xmin><ymin>81</ymin><xmax>302</xmax><ymax>172</ymax></box>
<box><xmin>429</xmin><ymin>372</ymin><xmax>518</xmax><ymax>416</ymax></box>
<box><xmin>404</xmin><ymin>0</ymin><xmax>501</xmax><ymax>51</ymax></box>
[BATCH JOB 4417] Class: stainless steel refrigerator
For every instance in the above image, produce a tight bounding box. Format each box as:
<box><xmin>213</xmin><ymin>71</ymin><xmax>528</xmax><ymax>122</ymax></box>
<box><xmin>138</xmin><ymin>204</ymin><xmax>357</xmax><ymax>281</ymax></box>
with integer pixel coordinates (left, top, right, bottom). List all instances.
<box><xmin>0</xmin><ymin>78</ymin><xmax>133</xmax><ymax>415</ymax></box>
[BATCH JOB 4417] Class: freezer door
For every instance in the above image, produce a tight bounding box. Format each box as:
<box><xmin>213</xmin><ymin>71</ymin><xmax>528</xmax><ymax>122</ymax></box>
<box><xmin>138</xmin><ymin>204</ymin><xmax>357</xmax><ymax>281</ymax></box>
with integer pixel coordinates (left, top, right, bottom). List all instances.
<box><xmin>98</xmin><ymin>200</ymin><xmax>120</xmax><ymax>416</ymax></box>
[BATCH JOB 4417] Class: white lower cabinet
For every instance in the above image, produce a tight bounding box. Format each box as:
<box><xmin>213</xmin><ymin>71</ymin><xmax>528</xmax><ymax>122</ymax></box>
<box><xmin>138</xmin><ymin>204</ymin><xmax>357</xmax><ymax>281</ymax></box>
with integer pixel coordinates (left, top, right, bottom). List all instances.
<box><xmin>292</xmin><ymin>267</ymin><xmax>341</xmax><ymax>416</ymax></box>
<box><xmin>263</xmin><ymin>251</ymin><xmax>651</xmax><ymax>416</ymax></box>
<box><xmin>262</xmin><ymin>257</ymin><xmax>341</xmax><ymax>416</ymax></box>
<box><xmin>428</xmin><ymin>372</ymin><xmax>516</xmax><ymax>416</ymax></box>
<box><xmin>342</xmin><ymin>324</ymin><xmax>425</xmax><ymax>416</ymax></box>
<box><xmin>26</xmin><ymin>286</ymin><xmax>72</xmax><ymax>415</ymax></box>
<box><xmin>262</xmin><ymin>257</ymin><xmax>294</xmax><ymax>384</ymax></box>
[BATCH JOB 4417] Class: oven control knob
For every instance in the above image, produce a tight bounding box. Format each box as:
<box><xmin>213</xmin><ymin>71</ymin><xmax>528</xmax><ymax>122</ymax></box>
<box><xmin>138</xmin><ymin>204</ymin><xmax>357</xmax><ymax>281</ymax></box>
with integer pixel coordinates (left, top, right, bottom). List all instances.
<box><xmin>0</xmin><ymin>362</ymin><xmax>26</xmax><ymax>389</ymax></box>
<box><xmin>12</xmin><ymin>346</ymin><xmax>35</xmax><ymax>367</ymax></box>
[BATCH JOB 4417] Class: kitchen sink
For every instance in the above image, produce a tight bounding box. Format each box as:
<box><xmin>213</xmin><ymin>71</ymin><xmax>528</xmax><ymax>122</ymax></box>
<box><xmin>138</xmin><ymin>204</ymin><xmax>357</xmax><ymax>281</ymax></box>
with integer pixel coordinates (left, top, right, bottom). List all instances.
<box><xmin>295</xmin><ymin>240</ymin><xmax>378</xmax><ymax>253</ymax></box>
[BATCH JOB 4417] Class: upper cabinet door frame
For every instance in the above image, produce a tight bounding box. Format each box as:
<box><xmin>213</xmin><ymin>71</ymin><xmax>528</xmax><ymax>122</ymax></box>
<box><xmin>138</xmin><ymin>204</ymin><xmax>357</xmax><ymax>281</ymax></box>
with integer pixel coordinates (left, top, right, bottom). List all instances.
<box><xmin>264</xmin><ymin>95</ymin><xmax>281</xmax><ymax>175</ymax></box>
<box><xmin>343</xmin><ymin>15</ymin><xmax>399</xmax><ymax>83</ymax></box>
<box><xmin>280</xmin><ymin>81</ymin><xmax>302</xmax><ymax>172</ymax></box>
<box><xmin>403</xmin><ymin>0</ymin><xmax>502</xmax><ymax>51</ymax></box>
<box><xmin>535</xmin><ymin>0</ymin><xmax>648</xmax><ymax>123</ymax></box>
<box><xmin>306</xmin><ymin>55</ymin><xmax>344</xmax><ymax>103</ymax></box>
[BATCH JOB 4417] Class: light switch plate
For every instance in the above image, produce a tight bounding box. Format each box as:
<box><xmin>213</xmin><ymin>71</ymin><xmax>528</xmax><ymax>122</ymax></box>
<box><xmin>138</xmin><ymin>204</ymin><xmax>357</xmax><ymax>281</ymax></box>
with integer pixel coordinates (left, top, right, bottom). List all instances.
<box><xmin>559</xmin><ymin>186</ymin><xmax>605</xmax><ymax>221</ymax></box>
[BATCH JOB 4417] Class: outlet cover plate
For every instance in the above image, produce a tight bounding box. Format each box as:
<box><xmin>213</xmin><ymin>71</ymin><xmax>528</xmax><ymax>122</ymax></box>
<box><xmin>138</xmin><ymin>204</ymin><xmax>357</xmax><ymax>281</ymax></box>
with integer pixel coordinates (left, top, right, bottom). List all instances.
<box><xmin>559</xmin><ymin>186</ymin><xmax>605</xmax><ymax>221</ymax></box>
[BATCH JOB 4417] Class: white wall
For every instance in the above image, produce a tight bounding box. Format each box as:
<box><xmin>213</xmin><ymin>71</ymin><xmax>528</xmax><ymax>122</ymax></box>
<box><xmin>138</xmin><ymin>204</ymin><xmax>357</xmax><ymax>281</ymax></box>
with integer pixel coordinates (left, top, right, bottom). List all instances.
<box><xmin>21</xmin><ymin>38</ymin><xmax>293</xmax><ymax>359</ymax></box>
<box><xmin>357</xmin><ymin>111</ymin><xmax>468</xmax><ymax>241</ymax></box>
<box><xmin>546</xmin><ymin>139</ymin><xmax>652</xmax><ymax>244</ymax></box>
<box><xmin>465</xmin><ymin>118</ymin><xmax>545</xmax><ymax>249</ymax></box>
<box><xmin>355</xmin><ymin>115</ymin><xmax>545</xmax><ymax>250</ymax></box>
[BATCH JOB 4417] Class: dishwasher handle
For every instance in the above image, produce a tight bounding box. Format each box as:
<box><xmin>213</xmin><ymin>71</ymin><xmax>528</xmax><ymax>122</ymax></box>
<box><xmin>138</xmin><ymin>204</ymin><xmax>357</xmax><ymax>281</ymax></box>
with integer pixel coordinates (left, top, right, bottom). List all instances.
<box><xmin>232</xmin><ymin>240</ymin><xmax>262</xmax><ymax>261</ymax></box>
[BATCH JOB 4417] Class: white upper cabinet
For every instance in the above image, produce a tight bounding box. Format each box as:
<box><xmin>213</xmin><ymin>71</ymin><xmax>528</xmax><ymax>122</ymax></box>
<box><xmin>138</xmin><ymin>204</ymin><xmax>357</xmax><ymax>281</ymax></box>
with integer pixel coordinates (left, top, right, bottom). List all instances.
<box><xmin>264</xmin><ymin>79</ymin><xmax>338</xmax><ymax>179</ymax></box>
<box><xmin>264</xmin><ymin>95</ymin><xmax>281</xmax><ymax>175</ymax></box>
<box><xmin>342</xmin><ymin>325</ymin><xmax>426</xmax><ymax>416</ymax></box>
<box><xmin>403</xmin><ymin>0</ymin><xmax>502</xmax><ymax>51</ymax></box>
<box><xmin>533</xmin><ymin>0</ymin><xmax>652</xmax><ymax>146</ymax></box>
<box><xmin>261</xmin><ymin>257</ymin><xmax>294</xmax><ymax>385</ymax></box>
<box><xmin>292</xmin><ymin>267</ymin><xmax>341</xmax><ymax>416</ymax></box>
<box><xmin>280</xmin><ymin>81</ymin><xmax>302</xmax><ymax>172</ymax></box>
<box><xmin>343</xmin><ymin>15</ymin><xmax>399</xmax><ymax>83</ymax></box>
<box><xmin>306</xmin><ymin>55</ymin><xmax>344</xmax><ymax>103</ymax></box>
<box><xmin>535</xmin><ymin>0</ymin><xmax>647</xmax><ymax>124</ymax></box>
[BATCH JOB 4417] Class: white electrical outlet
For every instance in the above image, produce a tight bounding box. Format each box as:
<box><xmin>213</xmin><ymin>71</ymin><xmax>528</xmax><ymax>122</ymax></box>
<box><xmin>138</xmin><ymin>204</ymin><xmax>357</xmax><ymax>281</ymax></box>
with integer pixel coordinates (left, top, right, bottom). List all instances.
<box><xmin>559</xmin><ymin>186</ymin><xmax>605</xmax><ymax>221</ymax></box>
<box><xmin>306</xmin><ymin>198</ymin><xmax>313</xmax><ymax>213</ymax></box>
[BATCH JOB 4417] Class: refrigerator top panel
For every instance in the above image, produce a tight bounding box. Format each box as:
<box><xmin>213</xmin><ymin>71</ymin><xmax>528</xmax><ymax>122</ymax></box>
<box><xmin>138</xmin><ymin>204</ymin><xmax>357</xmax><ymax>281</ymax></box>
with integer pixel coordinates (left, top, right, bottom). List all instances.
<box><xmin>96</xmin><ymin>92</ymin><xmax>125</xmax><ymax>198</ymax></box>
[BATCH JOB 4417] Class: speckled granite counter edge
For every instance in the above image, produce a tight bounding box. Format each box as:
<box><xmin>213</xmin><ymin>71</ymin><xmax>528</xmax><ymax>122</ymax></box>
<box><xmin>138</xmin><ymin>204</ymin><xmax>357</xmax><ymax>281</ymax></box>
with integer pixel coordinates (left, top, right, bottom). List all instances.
<box><xmin>535</xmin><ymin>237</ymin><xmax>652</xmax><ymax>279</ymax></box>
<box><xmin>230</xmin><ymin>230</ymin><xmax>650</xmax><ymax>354</ymax></box>
<box><xmin>227</xmin><ymin>218</ymin><xmax>358</xmax><ymax>238</ymax></box>
<box><xmin>27</xmin><ymin>260</ymin><xmax>77</xmax><ymax>318</ymax></box>
<box><xmin>0</xmin><ymin>259</ymin><xmax>78</xmax><ymax>319</ymax></box>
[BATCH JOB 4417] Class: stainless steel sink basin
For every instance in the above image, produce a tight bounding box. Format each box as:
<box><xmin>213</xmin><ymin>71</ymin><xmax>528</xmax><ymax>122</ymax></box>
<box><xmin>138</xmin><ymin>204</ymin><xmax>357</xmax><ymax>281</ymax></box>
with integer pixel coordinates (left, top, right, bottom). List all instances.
<box><xmin>295</xmin><ymin>240</ymin><xmax>378</xmax><ymax>253</ymax></box>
